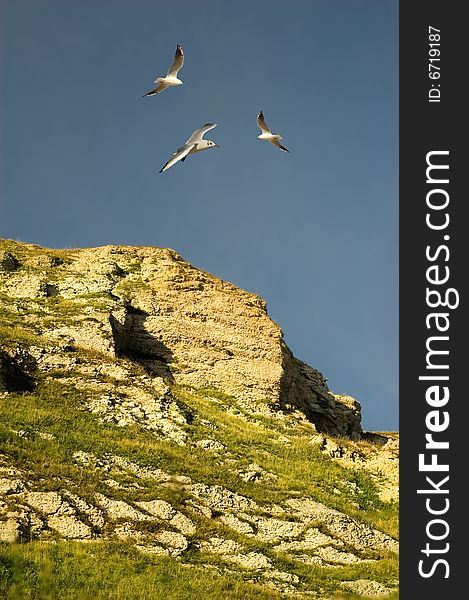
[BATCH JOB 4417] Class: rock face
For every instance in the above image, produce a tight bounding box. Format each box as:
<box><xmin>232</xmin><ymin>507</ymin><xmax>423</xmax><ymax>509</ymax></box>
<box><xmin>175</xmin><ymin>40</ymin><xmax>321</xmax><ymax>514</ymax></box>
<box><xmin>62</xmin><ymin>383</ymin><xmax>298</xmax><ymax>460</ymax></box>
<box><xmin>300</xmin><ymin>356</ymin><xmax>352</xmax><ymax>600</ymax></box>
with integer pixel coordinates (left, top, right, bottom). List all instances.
<box><xmin>0</xmin><ymin>241</ymin><xmax>360</xmax><ymax>438</ymax></box>
<box><xmin>0</xmin><ymin>240</ymin><xmax>398</xmax><ymax>598</ymax></box>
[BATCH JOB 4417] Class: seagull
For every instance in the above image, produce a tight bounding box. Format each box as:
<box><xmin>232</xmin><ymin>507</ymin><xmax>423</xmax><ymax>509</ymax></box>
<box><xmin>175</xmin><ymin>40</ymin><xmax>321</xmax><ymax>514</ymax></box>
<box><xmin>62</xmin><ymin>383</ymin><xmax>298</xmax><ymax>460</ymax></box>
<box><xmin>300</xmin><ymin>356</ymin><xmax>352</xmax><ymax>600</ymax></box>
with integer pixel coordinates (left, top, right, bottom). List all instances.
<box><xmin>143</xmin><ymin>45</ymin><xmax>184</xmax><ymax>97</ymax></box>
<box><xmin>256</xmin><ymin>110</ymin><xmax>290</xmax><ymax>153</ymax></box>
<box><xmin>159</xmin><ymin>124</ymin><xmax>219</xmax><ymax>173</ymax></box>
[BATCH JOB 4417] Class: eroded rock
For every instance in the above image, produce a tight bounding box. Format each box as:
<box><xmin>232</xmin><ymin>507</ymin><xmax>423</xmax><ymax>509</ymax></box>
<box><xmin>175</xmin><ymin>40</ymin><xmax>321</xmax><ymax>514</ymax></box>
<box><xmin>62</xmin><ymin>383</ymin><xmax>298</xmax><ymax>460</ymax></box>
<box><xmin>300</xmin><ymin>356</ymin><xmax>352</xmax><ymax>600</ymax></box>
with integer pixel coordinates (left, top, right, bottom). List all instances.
<box><xmin>1</xmin><ymin>241</ymin><xmax>363</xmax><ymax>437</ymax></box>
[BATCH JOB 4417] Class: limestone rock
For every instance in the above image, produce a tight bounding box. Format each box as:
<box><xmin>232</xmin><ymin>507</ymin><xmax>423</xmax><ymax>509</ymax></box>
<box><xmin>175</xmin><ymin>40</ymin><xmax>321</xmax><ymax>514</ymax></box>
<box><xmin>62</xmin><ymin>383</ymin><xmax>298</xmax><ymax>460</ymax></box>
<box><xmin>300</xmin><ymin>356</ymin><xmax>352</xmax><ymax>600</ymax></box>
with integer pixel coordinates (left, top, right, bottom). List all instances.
<box><xmin>248</xmin><ymin>515</ymin><xmax>304</xmax><ymax>543</ymax></box>
<box><xmin>190</xmin><ymin>483</ymin><xmax>257</xmax><ymax>512</ymax></box>
<box><xmin>2</xmin><ymin>274</ymin><xmax>49</xmax><ymax>299</ymax></box>
<box><xmin>153</xmin><ymin>530</ymin><xmax>188</xmax><ymax>555</ymax></box>
<box><xmin>47</xmin><ymin>515</ymin><xmax>93</xmax><ymax>539</ymax></box>
<box><xmin>200</xmin><ymin>536</ymin><xmax>244</xmax><ymax>555</ymax></box>
<box><xmin>0</xmin><ymin>478</ymin><xmax>24</xmax><ymax>495</ymax></box>
<box><xmin>285</xmin><ymin>497</ymin><xmax>398</xmax><ymax>553</ymax></box>
<box><xmin>0</xmin><ymin>241</ymin><xmax>363</xmax><ymax>437</ymax></box>
<box><xmin>136</xmin><ymin>500</ymin><xmax>196</xmax><ymax>535</ymax></box>
<box><xmin>195</xmin><ymin>439</ymin><xmax>226</xmax><ymax>452</ymax></box>
<box><xmin>219</xmin><ymin>514</ymin><xmax>255</xmax><ymax>535</ymax></box>
<box><xmin>0</xmin><ymin>516</ymin><xmax>22</xmax><ymax>542</ymax></box>
<box><xmin>236</xmin><ymin>463</ymin><xmax>277</xmax><ymax>483</ymax></box>
<box><xmin>24</xmin><ymin>491</ymin><xmax>71</xmax><ymax>516</ymax></box>
<box><xmin>62</xmin><ymin>491</ymin><xmax>105</xmax><ymax>529</ymax></box>
<box><xmin>94</xmin><ymin>493</ymin><xmax>151</xmax><ymax>522</ymax></box>
<box><xmin>319</xmin><ymin>433</ymin><xmax>399</xmax><ymax>502</ymax></box>
<box><xmin>341</xmin><ymin>579</ymin><xmax>393</xmax><ymax>596</ymax></box>
<box><xmin>0</xmin><ymin>503</ymin><xmax>45</xmax><ymax>542</ymax></box>
<box><xmin>49</xmin><ymin>322</ymin><xmax>115</xmax><ymax>356</ymax></box>
<box><xmin>274</xmin><ymin>527</ymin><xmax>336</xmax><ymax>553</ymax></box>
<box><xmin>135</xmin><ymin>545</ymin><xmax>169</xmax><ymax>556</ymax></box>
<box><xmin>315</xmin><ymin>545</ymin><xmax>362</xmax><ymax>565</ymax></box>
<box><xmin>227</xmin><ymin>551</ymin><xmax>272</xmax><ymax>570</ymax></box>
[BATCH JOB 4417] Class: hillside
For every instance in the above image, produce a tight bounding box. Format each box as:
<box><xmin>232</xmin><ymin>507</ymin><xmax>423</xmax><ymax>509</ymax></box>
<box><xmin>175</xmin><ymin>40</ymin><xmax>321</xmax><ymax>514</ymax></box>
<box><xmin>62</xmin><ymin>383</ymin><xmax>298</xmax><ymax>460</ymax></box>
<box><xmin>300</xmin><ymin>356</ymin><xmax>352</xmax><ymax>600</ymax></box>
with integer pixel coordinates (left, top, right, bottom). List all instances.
<box><xmin>0</xmin><ymin>239</ymin><xmax>398</xmax><ymax>599</ymax></box>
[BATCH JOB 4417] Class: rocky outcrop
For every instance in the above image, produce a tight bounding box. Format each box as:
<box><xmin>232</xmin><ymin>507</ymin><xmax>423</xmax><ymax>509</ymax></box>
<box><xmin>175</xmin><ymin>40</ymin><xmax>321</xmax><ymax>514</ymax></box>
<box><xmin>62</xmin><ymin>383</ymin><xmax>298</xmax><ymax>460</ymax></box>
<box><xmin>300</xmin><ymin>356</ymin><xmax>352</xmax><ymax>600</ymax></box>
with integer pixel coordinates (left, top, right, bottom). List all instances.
<box><xmin>1</xmin><ymin>458</ymin><xmax>397</xmax><ymax>593</ymax></box>
<box><xmin>0</xmin><ymin>241</ymin><xmax>361</xmax><ymax>437</ymax></box>
<box><xmin>318</xmin><ymin>432</ymin><xmax>399</xmax><ymax>502</ymax></box>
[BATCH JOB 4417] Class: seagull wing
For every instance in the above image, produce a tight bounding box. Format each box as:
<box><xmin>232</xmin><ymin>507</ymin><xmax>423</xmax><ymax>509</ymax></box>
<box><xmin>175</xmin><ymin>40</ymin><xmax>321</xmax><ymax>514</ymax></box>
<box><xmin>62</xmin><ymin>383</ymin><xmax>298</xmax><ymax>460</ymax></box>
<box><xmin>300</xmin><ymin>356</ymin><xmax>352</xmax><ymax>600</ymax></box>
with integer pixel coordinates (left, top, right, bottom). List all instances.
<box><xmin>185</xmin><ymin>123</ymin><xmax>217</xmax><ymax>144</ymax></box>
<box><xmin>143</xmin><ymin>82</ymin><xmax>169</xmax><ymax>97</ymax></box>
<box><xmin>159</xmin><ymin>143</ymin><xmax>194</xmax><ymax>173</ymax></box>
<box><xmin>256</xmin><ymin>111</ymin><xmax>271</xmax><ymax>134</ymax></box>
<box><xmin>271</xmin><ymin>138</ymin><xmax>290</xmax><ymax>153</ymax></box>
<box><xmin>166</xmin><ymin>45</ymin><xmax>184</xmax><ymax>77</ymax></box>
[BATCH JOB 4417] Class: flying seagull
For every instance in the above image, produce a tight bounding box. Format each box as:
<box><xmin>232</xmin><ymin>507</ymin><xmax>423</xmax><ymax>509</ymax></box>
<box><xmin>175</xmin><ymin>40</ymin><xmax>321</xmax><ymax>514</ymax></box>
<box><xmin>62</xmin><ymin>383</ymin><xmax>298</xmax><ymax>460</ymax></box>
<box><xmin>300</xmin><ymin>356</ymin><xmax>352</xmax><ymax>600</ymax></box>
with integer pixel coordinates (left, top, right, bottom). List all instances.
<box><xmin>159</xmin><ymin>124</ymin><xmax>219</xmax><ymax>173</ymax></box>
<box><xmin>143</xmin><ymin>45</ymin><xmax>184</xmax><ymax>97</ymax></box>
<box><xmin>256</xmin><ymin>110</ymin><xmax>290</xmax><ymax>153</ymax></box>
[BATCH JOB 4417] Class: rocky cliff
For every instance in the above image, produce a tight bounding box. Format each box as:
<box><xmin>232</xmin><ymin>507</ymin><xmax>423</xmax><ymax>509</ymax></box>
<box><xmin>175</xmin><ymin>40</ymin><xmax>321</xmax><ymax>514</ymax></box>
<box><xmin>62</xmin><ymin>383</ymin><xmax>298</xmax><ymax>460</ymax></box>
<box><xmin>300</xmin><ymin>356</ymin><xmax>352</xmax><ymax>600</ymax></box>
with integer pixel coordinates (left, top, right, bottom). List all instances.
<box><xmin>0</xmin><ymin>240</ymin><xmax>398</xmax><ymax>599</ymax></box>
<box><xmin>0</xmin><ymin>242</ymin><xmax>361</xmax><ymax>438</ymax></box>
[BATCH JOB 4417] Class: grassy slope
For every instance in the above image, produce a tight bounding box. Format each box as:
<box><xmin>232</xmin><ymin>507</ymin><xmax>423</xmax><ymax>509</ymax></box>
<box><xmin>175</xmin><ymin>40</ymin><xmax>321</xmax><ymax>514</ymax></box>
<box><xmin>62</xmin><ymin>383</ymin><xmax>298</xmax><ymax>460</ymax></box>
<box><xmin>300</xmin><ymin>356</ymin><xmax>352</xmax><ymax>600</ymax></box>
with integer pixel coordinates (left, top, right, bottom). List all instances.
<box><xmin>0</xmin><ymin>376</ymin><xmax>398</xmax><ymax>599</ymax></box>
<box><xmin>0</xmin><ymin>541</ymin><xmax>399</xmax><ymax>600</ymax></box>
<box><xmin>0</xmin><ymin>240</ymin><xmax>398</xmax><ymax>598</ymax></box>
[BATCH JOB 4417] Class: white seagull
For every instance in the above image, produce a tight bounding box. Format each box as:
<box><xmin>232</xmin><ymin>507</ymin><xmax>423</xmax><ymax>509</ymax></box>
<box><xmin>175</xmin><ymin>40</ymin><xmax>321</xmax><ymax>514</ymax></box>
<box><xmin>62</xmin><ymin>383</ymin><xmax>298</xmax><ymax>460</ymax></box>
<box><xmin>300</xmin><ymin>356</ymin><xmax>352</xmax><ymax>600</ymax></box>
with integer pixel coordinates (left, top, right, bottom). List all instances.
<box><xmin>159</xmin><ymin>124</ymin><xmax>219</xmax><ymax>173</ymax></box>
<box><xmin>256</xmin><ymin>110</ymin><xmax>290</xmax><ymax>153</ymax></box>
<box><xmin>143</xmin><ymin>45</ymin><xmax>185</xmax><ymax>97</ymax></box>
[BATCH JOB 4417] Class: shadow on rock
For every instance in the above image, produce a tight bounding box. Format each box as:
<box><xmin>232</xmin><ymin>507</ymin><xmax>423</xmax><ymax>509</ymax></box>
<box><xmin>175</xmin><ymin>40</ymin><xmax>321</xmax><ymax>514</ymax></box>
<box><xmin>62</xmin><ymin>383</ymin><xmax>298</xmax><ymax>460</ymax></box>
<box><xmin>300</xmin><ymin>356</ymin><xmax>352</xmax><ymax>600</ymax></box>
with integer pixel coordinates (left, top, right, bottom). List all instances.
<box><xmin>279</xmin><ymin>342</ymin><xmax>362</xmax><ymax>439</ymax></box>
<box><xmin>109</xmin><ymin>306</ymin><xmax>174</xmax><ymax>382</ymax></box>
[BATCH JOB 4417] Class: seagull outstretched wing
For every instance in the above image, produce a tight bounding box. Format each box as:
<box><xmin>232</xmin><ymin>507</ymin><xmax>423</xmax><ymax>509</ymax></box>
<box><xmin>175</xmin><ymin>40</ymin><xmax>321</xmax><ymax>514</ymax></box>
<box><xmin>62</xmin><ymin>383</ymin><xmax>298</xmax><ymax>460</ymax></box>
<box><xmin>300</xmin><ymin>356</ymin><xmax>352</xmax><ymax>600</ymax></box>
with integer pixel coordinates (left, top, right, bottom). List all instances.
<box><xmin>159</xmin><ymin>143</ymin><xmax>194</xmax><ymax>173</ymax></box>
<box><xmin>166</xmin><ymin>44</ymin><xmax>184</xmax><ymax>78</ymax></box>
<box><xmin>143</xmin><ymin>82</ymin><xmax>169</xmax><ymax>97</ymax></box>
<box><xmin>256</xmin><ymin>111</ymin><xmax>271</xmax><ymax>134</ymax></box>
<box><xmin>271</xmin><ymin>139</ymin><xmax>290</xmax><ymax>153</ymax></box>
<box><xmin>186</xmin><ymin>123</ymin><xmax>217</xmax><ymax>144</ymax></box>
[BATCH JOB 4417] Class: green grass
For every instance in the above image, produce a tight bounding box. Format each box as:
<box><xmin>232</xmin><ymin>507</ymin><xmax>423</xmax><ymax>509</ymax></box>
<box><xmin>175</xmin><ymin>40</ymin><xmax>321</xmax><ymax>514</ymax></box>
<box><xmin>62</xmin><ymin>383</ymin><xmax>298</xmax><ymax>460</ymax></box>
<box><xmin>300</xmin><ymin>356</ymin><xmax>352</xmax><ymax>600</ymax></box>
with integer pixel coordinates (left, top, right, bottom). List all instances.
<box><xmin>112</xmin><ymin>277</ymin><xmax>150</xmax><ymax>301</ymax></box>
<box><xmin>0</xmin><ymin>377</ymin><xmax>398</xmax><ymax>537</ymax></box>
<box><xmin>0</xmin><ymin>370</ymin><xmax>399</xmax><ymax>596</ymax></box>
<box><xmin>0</xmin><ymin>541</ymin><xmax>282</xmax><ymax>600</ymax></box>
<box><xmin>0</xmin><ymin>540</ymin><xmax>399</xmax><ymax>600</ymax></box>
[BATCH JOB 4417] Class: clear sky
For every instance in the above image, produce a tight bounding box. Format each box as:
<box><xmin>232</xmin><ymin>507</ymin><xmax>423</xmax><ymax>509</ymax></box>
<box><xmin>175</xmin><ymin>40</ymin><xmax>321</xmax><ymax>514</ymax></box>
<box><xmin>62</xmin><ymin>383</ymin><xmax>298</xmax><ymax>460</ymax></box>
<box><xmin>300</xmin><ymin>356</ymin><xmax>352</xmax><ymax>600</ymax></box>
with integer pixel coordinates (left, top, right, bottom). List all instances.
<box><xmin>0</xmin><ymin>0</ymin><xmax>398</xmax><ymax>431</ymax></box>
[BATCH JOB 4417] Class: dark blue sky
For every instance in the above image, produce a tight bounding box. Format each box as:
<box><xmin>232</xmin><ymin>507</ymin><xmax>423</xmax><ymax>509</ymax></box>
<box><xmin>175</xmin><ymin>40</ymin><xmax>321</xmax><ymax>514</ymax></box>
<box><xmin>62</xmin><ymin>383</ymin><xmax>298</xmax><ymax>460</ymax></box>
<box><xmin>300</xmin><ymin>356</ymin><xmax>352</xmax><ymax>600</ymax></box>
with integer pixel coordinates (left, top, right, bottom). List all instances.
<box><xmin>0</xmin><ymin>0</ymin><xmax>398</xmax><ymax>431</ymax></box>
